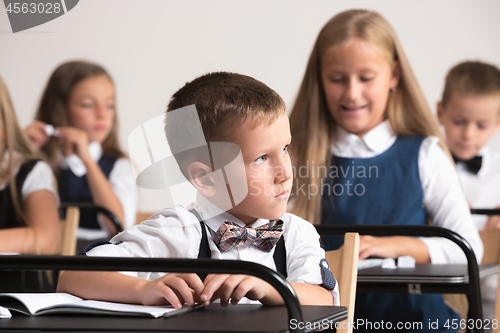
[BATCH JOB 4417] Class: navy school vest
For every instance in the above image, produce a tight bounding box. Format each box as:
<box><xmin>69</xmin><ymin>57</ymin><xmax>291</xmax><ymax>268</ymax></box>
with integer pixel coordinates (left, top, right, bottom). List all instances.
<box><xmin>320</xmin><ymin>136</ymin><xmax>459</xmax><ymax>333</ymax></box>
<box><xmin>0</xmin><ymin>159</ymin><xmax>56</xmax><ymax>293</ymax></box>
<box><xmin>58</xmin><ymin>155</ymin><xmax>117</xmax><ymax>230</ymax></box>
<box><xmin>0</xmin><ymin>159</ymin><xmax>39</xmax><ymax>229</ymax></box>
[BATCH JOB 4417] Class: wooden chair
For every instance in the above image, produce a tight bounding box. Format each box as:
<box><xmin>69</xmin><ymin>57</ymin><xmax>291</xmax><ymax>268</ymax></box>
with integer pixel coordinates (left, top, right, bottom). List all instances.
<box><xmin>479</xmin><ymin>229</ymin><xmax>500</xmax><ymax>332</ymax></box>
<box><xmin>324</xmin><ymin>232</ymin><xmax>360</xmax><ymax>333</ymax></box>
<box><xmin>59</xmin><ymin>206</ymin><xmax>80</xmax><ymax>256</ymax></box>
<box><xmin>136</xmin><ymin>212</ymin><xmax>154</xmax><ymax>225</ymax></box>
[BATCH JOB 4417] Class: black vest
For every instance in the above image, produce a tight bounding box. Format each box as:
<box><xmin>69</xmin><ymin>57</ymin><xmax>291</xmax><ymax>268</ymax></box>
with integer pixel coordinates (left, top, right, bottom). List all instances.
<box><xmin>58</xmin><ymin>155</ymin><xmax>117</xmax><ymax>229</ymax></box>
<box><xmin>0</xmin><ymin>159</ymin><xmax>55</xmax><ymax>293</ymax></box>
<box><xmin>0</xmin><ymin>159</ymin><xmax>40</xmax><ymax>229</ymax></box>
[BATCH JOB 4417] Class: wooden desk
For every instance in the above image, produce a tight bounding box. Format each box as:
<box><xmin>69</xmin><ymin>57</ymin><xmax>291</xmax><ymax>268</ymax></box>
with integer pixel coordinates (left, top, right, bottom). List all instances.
<box><xmin>0</xmin><ymin>304</ymin><xmax>347</xmax><ymax>332</ymax></box>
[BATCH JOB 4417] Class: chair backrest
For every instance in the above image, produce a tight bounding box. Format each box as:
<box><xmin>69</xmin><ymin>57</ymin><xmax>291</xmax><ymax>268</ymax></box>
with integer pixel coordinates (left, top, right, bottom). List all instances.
<box><xmin>324</xmin><ymin>232</ymin><xmax>360</xmax><ymax>333</ymax></box>
<box><xmin>480</xmin><ymin>229</ymin><xmax>500</xmax><ymax>265</ymax></box>
<box><xmin>136</xmin><ymin>212</ymin><xmax>154</xmax><ymax>225</ymax></box>
<box><xmin>59</xmin><ymin>206</ymin><xmax>80</xmax><ymax>256</ymax></box>
<box><xmin>480</xmin><ymin>229</ymin><xmax>500</xmax><ymax>332</ymax></box>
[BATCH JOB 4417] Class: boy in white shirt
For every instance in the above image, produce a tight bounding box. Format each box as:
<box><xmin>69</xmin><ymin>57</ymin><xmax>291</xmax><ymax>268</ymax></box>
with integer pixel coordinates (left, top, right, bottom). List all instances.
<box><xmin>58</xmin><ymin>72</ymin><xmax>337</xmax><ymax>308</ymax></box>
<box><xmin>438</xmin><ymin>60</ymin><xmax>500</xmax><ymax>322</ymax></box>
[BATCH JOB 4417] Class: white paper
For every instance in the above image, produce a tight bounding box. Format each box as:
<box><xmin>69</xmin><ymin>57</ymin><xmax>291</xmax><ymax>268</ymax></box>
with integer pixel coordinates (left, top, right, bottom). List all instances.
<box><xmin>358</xmin><ymin>258</ymin><xmax>383</xmax><ymax>270</ymax></box>
<box><xmin>397</xmin><ymin>255</ymin><xmax>416</xmax><ymax>268</ymax></box>
<box><xmin>381</xmin><ymin>258</ymin><xmax>397</xmax><ymax>269</ymax></box>
<box><xmin>0</xmin><ymin>306</ymin><xmax>12</xmax><ymax>319</ymax></box>
<box><xmin>0</xmin><ymin>293</ymin><xmax>187</xmax><ymax>318</ymax></box>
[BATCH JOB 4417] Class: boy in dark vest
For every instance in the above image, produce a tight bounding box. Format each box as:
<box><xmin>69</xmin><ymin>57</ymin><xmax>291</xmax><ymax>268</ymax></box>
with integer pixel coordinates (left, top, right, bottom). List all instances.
<box><xmin>58</xmin><ymin>72</ymin><xmax>338</xmax><ymax>308</ymax></box>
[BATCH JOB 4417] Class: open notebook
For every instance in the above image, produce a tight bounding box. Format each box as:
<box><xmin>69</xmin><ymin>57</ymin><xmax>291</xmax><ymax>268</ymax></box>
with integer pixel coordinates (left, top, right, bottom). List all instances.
<box><xmin>0</xmin><ymin>293</ymin><xmax>203</xmax><ymax>318</ymax></box>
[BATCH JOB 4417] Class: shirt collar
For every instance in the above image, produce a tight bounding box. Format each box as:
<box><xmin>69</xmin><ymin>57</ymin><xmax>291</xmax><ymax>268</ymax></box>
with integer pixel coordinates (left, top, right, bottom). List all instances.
<box><xmin>475</xmin><ymin>146</ymin><xmax>490</xmax><ymax>176</ymax></box>
<box><xmin>333</xmin><ymin>120</ymin><xmax>396</xmax><ymax>156</ymax></box>
<box><xmin>477</xmin><ymin>146</ymin><xmax>489</xmax><ymax>157</ymax></box>
<box><xmin>61</xmin><ymin>141</ymin><xmax>102</xmax><ymax>177</ymax></box>
<box><xmin>192</xmin><ymin>192</ymin><xmax>271</xmax><ymax>233</ymax></box>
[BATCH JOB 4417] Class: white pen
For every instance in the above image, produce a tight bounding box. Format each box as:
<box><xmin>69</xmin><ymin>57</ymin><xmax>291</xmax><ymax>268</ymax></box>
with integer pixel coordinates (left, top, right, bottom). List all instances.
<box><xmin>45</xmin><ymin>124</ymin><xmax>60</xmax><ymax>137</ymax></box>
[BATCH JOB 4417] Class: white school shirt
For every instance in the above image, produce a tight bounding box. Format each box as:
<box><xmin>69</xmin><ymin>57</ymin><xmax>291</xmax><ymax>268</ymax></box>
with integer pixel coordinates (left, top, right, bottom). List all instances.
<box><xmin>455</xmin><ymin>146</ymin><xmax>500</xmax><ymax>230</ymax></box>
<box><xmin>455</xmin><ymin>146</ymin><xmax>500</xmax><ymax>318</ymax></box>
<box><xmin>61</xmin><ymin>141</ymin><xmax>138</xmax><ymax>238</ymax></box>
<box><xmin>332</xmin><ymin>121</ymin><xmax>483</xmax><ymax>264</ymax></box>
<box><xmin>87</xmin><ymin>193</ymin><xmax>339</xmax><ymax>305</ymax></box>
<box><xmin>0</xmin><ymin>151</ymin><xmax>58</xmax><ymax>202</ymax></box>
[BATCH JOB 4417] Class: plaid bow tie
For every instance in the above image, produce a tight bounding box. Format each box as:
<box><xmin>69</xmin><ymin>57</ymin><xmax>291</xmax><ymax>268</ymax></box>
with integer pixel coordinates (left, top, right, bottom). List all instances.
<box><xmin>214</xmin><ymin>220</ymin><xmax>284</xmax><ymax>253</ymax></box>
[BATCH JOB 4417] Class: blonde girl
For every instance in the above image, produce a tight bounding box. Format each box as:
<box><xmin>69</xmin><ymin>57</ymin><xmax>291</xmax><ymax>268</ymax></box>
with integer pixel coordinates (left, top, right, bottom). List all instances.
<box><xmin>25</xmin><ymin>61</ymin><xmax>136</xmax><ymax>240</ymax></box>
<box><xmin>289</xmin><ymin>9</ymin><xmax>482</xmax><ymax>332</ymax></box>
<box><xmin>0</xmin><ymin>74</ymin><xmax>59</xmax><ymax>291</ymax></box>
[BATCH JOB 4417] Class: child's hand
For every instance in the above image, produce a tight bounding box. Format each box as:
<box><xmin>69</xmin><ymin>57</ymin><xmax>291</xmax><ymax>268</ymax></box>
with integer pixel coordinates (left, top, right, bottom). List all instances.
<box><xmin>358</xmin><ymin>235</ymin><xmax>430</xmax><ymax>263</ymax></box>
<box><xmin>484</xmin><ymin>206</ymin><xmax>500</xmax><ymax>230</ymax></box>
<box><xmin>200</xmin><ymin>274</ymin><xmax>273</xmax><ymax>307</ymax></box>
<box><xmin>57</xmin><ymin>127</ymin><xmax>91</xmax><ymax>163</ymax></box>
<box><xmin>138</xmin><ymin>273</ymin><xmax>205</xmax><ymax>309</ymax></box>
<box><xmin>24</xmin><ymin>121</ymin><xmax>49</xmax><ymax>149</ymax></box>
<box><xmin>358</xmin><ymin>235</ymin><xmax>402</xmax><ymax>260</ymax></box>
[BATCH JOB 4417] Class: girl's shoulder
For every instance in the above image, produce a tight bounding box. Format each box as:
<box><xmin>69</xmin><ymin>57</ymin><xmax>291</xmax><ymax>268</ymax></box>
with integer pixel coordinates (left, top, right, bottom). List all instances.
<box><xmin>15</xmin><ymin>158</ymin><xmax>49</xmax><ymax>180</ymax></box>
<box><xmin>396</xmin><ymin>135</ymin><xmax>442</xmax><ymax>157</ymax></box>
<box><xmin>16</xmin><ymin>158</ymin><xmax>57</xmax><ymax>200</ymax></box>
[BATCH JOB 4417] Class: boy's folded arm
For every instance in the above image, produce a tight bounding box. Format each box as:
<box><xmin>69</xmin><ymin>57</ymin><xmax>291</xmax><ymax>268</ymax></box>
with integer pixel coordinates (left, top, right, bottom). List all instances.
<box><xmin>57</xmin><ymin>271</ymin><xmax>149</xmax><ymax>304</ymax></box>
<box><xmin>289</xmin><ymin>282</ymin><xmax>334</xmax><ymax>306</ymax></box>
<box><xmin>257</xmin><ymin>282</ymin><xmax>333</xmax><ymax>306</ymax></box>
<box><xmin>57</xmin><ymin>271</ymin><xmax>204</xmax><ymax>308</ymax></box>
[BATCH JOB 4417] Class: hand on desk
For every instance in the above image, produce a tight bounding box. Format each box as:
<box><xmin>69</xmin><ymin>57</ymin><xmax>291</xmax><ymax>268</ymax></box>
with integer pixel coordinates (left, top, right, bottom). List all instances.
<box><xmin>358</xmin><ymin>235</ymin><xmax>431</xmax><ymax>263</ymax></box>
<box><xmin>201</xmin><ymin>274</ymin><xmax>278</xmax><ymax>307</ymax></box>
<box><xmin>139</xmin><ymin>273</ymin><xmax>280</xmax><ymax>308</ymax></box>
<box><xmin>139</xmin><ymin>273</ymin><xmax>205</xmax><ymax>309</ymax></box>
<box><xmin>58</xmin><ymin>270</ymin><xmax>333</xmax><ymax>308</ymax></box>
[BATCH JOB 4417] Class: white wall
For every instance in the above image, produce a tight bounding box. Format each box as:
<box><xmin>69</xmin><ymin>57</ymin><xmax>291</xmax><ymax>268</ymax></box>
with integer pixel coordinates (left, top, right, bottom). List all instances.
<box><xmin>2</xmin><ymin>0</ymin><xmax>500</xmax><ymax>212</ymax></box>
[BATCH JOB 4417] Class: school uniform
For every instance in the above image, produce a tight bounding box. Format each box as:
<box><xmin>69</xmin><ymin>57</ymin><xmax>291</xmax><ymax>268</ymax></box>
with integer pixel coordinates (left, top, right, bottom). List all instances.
<box><xmin>58</xmin><ymin>141</ymin><xmax>137</xmax><ymax>240</ymax></box>
<box><xmin>85</xmin><ymin>192</ymin><xmax>340</xmax><ymax>305</ymax></box>
<box><xmin>455</xmin><ymin>146</ymin><xmax>500</xmax><ymax>322</ymax></box>
<box><xmin>0</xmin><ymin>152</ymin><xmax>58</xmax><ymax>292</ymax></box>
<box><xmin>320</xmin><ymin>121</ymin><xmax>483</xmax><ymax>332</ymax></box>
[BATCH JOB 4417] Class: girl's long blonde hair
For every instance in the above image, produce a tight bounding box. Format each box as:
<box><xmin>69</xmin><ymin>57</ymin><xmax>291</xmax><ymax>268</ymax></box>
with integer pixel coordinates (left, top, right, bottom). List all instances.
<box><xmin>0</xmin><ymin>75</ymin><xmax>41</xmax><ymax>225</ymax></box>
<box><xmin>289</xmin><ymin>9</ymin><xmax>449</xmax><ymax>224</ymax></box>
<box><xmin>35</xmin><ymin>60</ymin><xmax>125</xmax><ymax>172</ymax></box>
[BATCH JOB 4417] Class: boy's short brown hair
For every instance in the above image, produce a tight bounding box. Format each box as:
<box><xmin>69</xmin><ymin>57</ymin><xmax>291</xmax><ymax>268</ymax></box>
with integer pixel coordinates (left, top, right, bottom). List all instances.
<box><xmin>442</xmin><ymin>61</ymin><xmax>500</xmax><ymax>107</ymax></box>
<box><xmin>166</xmin><ymin>72</ymin><xmax>285</xmax><ymax>143</ymax></box>
<box><xmin>164</xmin><ymin>72</ymin><xmax>286</xmax><ymax>178</ymax></box>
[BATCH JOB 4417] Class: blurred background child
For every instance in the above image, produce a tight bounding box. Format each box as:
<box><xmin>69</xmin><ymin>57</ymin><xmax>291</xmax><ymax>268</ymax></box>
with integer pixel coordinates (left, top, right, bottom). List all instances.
<box><xmin>288</xmin><ymin>9</ymin><xmax>482</xmax><ymax>332</ymax></box>
<box><xmin>437</xmin><ymin>60</ymin><xmax>500</xmax><ymax>324</ymax></box>
<box><xmin>0</xmin><ymin>74</ymin><xmax>59</xmax><ymax>291</ymax></box>
<box><xmin>24</xmin><ymin>61</ymin><xmax>137</xmax><ymax>244</ymax></box>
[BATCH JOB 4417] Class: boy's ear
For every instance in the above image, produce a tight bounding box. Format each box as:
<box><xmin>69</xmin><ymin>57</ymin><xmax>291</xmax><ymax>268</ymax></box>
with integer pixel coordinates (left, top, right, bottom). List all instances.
<box><xmin>437</xmin><ymin>102</ymin><xmax>444</xmax><ymax>125</ymax></box>
<box><xmin>188</xmin><ymin>162</ymin><xmax>217</xmax><ymax>197</ymax></box>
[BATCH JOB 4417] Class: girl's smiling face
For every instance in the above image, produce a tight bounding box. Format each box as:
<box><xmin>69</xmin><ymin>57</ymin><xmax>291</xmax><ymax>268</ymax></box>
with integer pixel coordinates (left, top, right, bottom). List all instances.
<box><xmin>321</xmin><ymin>38</ymin><xmax>399</xmax><ymax>137</ymax></box>
<box><xmin>68</xmin><ymin>75</ymin><xmax>115</xmax><ymax>143</ymax></box>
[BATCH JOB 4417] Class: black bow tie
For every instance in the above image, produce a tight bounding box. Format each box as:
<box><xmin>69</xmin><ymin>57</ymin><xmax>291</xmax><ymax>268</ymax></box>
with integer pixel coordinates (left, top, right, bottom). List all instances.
<box><xmin>452</xmin><ymin>155</ymin><xmax>483</xmax><ymax>175</ymax></box>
